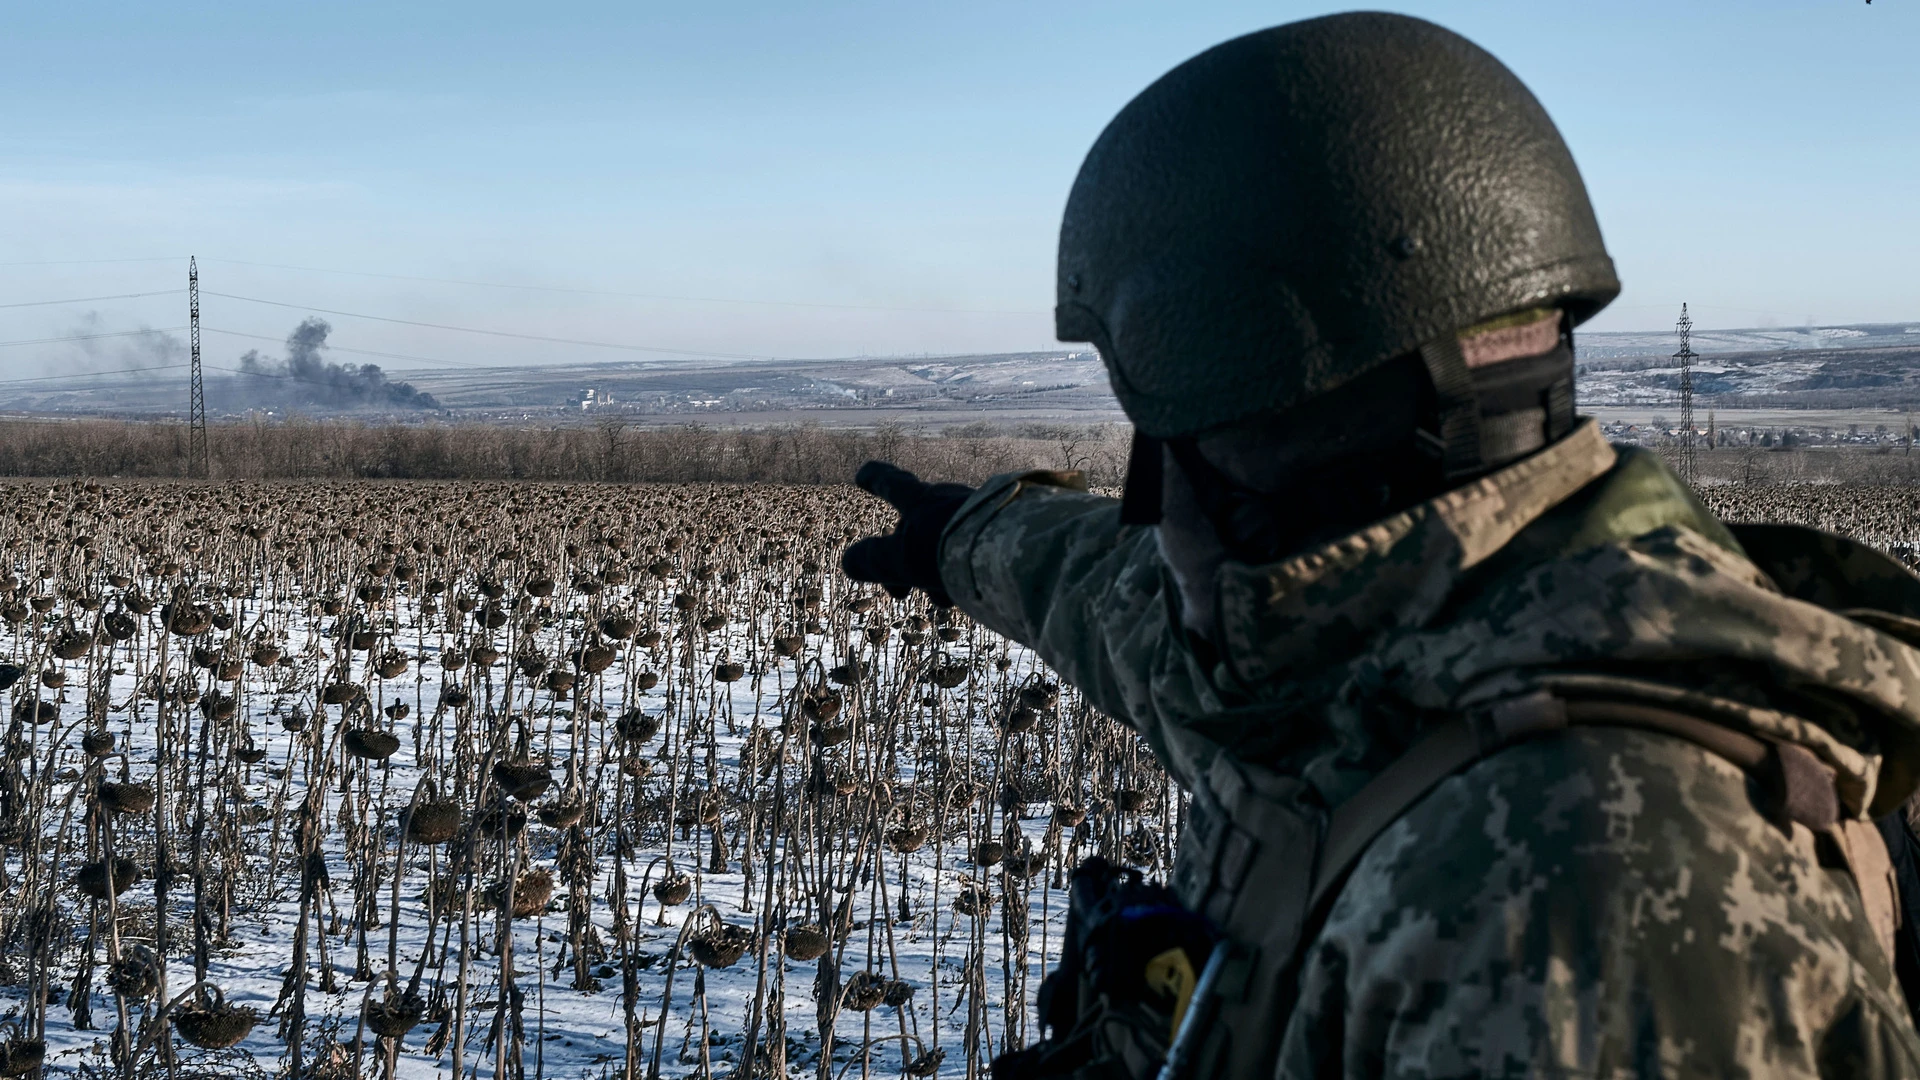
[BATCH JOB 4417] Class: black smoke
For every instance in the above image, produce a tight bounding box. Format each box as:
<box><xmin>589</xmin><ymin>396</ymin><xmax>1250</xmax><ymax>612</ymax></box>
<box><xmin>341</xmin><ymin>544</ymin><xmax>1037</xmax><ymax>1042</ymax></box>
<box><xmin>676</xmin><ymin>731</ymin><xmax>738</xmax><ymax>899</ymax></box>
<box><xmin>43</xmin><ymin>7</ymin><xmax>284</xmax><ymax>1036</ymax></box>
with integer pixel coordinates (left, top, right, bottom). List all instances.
<box><xmin>238</xmin><ymin>318</ymin><xmax>439</xmax><ymax>410</ymax></box>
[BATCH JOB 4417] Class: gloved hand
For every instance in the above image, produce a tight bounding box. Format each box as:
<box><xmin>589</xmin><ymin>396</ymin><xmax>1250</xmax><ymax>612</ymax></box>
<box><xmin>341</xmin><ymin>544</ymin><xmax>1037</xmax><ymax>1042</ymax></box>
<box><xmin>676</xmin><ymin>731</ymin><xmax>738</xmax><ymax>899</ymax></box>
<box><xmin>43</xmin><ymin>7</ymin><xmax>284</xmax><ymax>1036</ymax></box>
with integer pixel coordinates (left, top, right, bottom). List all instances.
<box><xmin>841</xmin><ymin>461</ymin><xmax>974</xmax><ymax>607</ymax></box>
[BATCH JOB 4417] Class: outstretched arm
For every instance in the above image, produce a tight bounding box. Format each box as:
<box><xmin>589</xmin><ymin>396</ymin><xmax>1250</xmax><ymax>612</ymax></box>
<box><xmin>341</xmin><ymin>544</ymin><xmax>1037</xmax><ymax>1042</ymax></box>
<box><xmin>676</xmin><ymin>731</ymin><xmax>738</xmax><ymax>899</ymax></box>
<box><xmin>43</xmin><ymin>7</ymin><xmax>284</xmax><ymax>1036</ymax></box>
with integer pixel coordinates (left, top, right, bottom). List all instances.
<box><xmin>842</xmin><ymin>462</ymin><xmax>1218</xmax><ymax>781</ymax></box>
<box><xmin>936</xmin><ymin>470</ymin><xmax>1160</xmax><ymax>714</ymax></box>
<box><xmin>943</xmin><ymin>471</ymin><xmax>1225</xmax><ymax>776</ymax></box>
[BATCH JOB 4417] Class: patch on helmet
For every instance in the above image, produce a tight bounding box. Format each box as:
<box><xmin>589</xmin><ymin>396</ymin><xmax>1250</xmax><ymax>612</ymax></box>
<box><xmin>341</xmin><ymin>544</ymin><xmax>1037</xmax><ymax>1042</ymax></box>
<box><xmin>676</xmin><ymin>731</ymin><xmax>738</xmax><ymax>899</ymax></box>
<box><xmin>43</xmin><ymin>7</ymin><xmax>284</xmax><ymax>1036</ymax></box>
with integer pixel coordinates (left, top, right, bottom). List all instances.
<box><xmin>1461</xmin><ymin>308</ymin><xmax>1561</xmax><ymax>369</ymax></box>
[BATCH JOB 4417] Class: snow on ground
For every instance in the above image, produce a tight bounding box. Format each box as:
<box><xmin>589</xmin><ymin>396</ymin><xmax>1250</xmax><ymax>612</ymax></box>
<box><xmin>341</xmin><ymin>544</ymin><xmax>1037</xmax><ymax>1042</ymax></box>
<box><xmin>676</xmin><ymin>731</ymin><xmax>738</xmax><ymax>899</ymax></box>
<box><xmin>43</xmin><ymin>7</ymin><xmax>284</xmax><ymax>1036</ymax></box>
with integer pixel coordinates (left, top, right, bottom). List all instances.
<box><xmin>0</xmin><ymin>482</ymin><xmax>1175</xmax><ymax>1080</ymax></box>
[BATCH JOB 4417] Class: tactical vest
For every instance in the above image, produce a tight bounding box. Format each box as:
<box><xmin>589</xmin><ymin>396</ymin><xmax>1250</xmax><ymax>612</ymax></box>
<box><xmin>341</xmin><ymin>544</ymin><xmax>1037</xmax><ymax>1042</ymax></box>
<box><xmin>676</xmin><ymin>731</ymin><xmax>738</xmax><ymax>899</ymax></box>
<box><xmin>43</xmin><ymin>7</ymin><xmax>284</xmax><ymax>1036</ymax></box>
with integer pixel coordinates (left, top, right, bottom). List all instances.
<box><xmin>1163</xmin><ymin>522</ymin><xmax>1917</xmax><ymax>1079</ymax></box>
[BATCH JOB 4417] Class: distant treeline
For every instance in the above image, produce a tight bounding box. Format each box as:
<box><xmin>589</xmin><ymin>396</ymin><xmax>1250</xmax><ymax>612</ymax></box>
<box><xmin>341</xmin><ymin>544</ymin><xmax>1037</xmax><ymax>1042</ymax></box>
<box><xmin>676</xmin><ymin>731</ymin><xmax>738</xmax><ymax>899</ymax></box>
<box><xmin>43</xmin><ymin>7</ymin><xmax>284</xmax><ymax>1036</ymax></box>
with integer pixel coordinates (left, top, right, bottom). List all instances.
<box><xmin>0</xmin><ymin>416</ymin><xmax>1132</xmax><ymax>486</ymax></box>
<box><xmin>1677</xmin><ymin>445</ymin><xmax>1920</xmax><ymax>487</ymax></box>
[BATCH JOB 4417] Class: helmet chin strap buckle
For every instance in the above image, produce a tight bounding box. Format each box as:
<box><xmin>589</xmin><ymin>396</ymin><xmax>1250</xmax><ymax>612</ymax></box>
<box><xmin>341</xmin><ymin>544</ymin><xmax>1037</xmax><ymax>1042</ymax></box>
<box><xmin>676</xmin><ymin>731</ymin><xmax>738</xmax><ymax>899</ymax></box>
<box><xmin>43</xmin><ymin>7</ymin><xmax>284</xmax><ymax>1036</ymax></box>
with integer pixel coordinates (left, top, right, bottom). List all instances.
<box><xmin>1417</xmin><ymin>334</ymin><xmax>1483</xmax><ymax>481</ymax></box>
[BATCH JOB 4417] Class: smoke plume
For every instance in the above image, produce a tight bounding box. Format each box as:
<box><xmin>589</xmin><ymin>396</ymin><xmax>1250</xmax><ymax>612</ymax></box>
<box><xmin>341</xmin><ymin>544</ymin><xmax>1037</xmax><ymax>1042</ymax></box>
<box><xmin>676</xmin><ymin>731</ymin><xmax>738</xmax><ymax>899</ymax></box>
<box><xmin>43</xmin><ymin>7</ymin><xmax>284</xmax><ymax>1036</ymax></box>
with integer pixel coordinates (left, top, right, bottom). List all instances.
<box><xmin>238</xmin><ymin>318</ymin><xmax>439</xmax><ymax>410</ymax></box>
<box><xmin>56</xmin><ymin>312</ymin><xmax>185</xmax><ymax>377</ymax></box>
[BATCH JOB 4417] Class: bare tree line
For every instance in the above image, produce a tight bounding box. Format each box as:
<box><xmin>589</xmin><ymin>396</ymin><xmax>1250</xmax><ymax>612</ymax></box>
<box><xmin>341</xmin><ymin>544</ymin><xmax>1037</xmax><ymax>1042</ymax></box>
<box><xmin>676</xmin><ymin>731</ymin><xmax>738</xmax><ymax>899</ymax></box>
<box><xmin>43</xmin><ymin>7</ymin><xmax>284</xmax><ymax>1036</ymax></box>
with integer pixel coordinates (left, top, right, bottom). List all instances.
<box><xmin>0</xmin><ymin>417</ymin><xmax>1132</xmax><ymax>486</ymax></box>
<box><xmin>1674</xmin><ymin>445</ymin><xmax>1920</xmax><ymax>487</ymax></box>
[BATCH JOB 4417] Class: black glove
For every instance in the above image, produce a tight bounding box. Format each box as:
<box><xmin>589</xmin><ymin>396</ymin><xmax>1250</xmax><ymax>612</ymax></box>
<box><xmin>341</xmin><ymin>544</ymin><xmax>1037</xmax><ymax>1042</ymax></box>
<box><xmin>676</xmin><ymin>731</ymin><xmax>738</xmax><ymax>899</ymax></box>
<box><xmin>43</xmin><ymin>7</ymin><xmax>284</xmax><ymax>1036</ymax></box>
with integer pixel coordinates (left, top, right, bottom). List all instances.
<box><xmin>841</xmin><ymin>461</ymin><xmax>973</xmax><ymax>606</ymax></box>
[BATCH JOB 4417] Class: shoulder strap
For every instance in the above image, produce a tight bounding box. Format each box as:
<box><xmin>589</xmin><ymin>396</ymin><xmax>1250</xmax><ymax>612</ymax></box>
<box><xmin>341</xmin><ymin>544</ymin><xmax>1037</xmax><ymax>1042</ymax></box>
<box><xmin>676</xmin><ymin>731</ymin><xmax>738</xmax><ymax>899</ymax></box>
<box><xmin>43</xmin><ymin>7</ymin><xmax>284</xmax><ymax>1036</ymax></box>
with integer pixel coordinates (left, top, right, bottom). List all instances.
<box><xmin>1877</xmin><ymin>811</ymin><xmax>1920</xmax><ymax>1032</ymax></box>
<box><xmin>1307</xmin><ymin>691</ymin><xmax>1852</xmax><ymax>935</ymax></box>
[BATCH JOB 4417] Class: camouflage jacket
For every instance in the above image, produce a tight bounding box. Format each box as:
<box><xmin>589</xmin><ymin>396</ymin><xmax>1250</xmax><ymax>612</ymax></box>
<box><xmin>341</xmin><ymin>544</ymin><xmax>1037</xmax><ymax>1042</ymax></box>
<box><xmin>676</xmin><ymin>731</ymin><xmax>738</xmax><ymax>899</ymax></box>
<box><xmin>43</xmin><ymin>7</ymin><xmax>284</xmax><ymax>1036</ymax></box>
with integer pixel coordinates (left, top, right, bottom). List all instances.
<box><xmin>940</xmin><ymin>419</ymin><xmax>1920</xmax><ymax>1077</ymax></box>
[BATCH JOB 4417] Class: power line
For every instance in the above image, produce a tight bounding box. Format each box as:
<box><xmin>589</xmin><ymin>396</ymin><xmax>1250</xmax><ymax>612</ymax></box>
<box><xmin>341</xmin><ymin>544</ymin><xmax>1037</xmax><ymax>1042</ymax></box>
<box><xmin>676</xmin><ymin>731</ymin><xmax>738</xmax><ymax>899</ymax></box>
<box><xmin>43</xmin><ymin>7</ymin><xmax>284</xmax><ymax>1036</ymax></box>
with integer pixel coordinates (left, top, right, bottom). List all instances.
<box><xmin>0</xmin><ymin>257</ymin><xmax>183</xmax><ymax>267</ymax></box>
<box><xmin>0</xmin><ymin>290</ymin><xmax>183</xmax><ymax>310</ymax></box>
<box><xmin>0</xmin><ymin>364</ymin><xmax>188</xmax><ymax>388</ymax></box>
<box><xmin>0</xmin><ymin>327</ymin><xmax>186</xmax><ymax>349</ymax></box>
<box><xmin>203</xmin><ymin>291</ymin><xmax>791</xmax><ymax>361</ymax></box>
<box><xmin>0</xmin><ymin>362</ymin><xmax>410</xmax><ymax>398</ymax></box>
<box><xmin>206</xmin><ymin>364</ymin><xmax>303</xmax><ymax>381</ymax></box>
<box><xmin>202</xmin><ymin>257</ymin><xmax>1047</xmax><ymax>316</ymax></box>
<box><xmin>207</xmin><ymin>363</ymin><xmax>367</xmax><ymax>385</ymax></box>
<box><xmin>203</xmin><ymin>327</ymin><xmax>480</xmax><ymax>369</ymax></box>
<box><xmin>1604</xmin><ymin>302</ymin><xmax>1822</xmax><ymax>321</ymax></box>
<box><xmin>204</xmin><ymin>364</ymin><xmax>455</xmax><ymax>400</ymax></box>
<box><xmin>0</xmin><ymin>359</ymin><xmax>424</xmax><ymax>394</ymax></box>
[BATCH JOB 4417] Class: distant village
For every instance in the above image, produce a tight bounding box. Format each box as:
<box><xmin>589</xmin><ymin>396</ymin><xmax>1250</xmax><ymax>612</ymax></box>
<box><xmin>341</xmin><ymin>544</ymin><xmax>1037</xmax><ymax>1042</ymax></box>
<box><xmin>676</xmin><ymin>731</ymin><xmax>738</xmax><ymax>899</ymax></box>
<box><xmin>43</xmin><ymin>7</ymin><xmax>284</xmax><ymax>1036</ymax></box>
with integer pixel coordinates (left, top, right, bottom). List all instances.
<box><xmin>1602</xmin><ymin>416</ymin><xmax>1920</xmax><ymax>450</ymax></box>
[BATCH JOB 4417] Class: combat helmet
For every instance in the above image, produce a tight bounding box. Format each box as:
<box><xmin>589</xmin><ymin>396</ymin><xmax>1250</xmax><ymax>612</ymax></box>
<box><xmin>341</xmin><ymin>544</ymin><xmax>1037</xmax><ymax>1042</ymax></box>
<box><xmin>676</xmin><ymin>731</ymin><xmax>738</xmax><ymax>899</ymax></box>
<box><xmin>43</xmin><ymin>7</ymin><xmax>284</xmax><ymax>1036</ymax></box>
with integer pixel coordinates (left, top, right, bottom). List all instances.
<box><xmin>1056</xmin><ymin>12</ymin><xmax>1620</xmax><ymax>474</ymax></box>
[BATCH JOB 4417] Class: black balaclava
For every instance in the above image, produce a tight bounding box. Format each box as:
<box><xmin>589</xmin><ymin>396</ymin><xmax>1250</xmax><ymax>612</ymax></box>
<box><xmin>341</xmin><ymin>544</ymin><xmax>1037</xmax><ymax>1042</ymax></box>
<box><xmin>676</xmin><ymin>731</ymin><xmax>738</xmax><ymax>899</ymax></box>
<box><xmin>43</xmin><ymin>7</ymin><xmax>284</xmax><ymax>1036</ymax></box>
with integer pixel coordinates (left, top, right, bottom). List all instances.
<box><xmin>1152</xmin><ymin>309</ymin><xmax>1575</xmax><ymax>639</ymax></box>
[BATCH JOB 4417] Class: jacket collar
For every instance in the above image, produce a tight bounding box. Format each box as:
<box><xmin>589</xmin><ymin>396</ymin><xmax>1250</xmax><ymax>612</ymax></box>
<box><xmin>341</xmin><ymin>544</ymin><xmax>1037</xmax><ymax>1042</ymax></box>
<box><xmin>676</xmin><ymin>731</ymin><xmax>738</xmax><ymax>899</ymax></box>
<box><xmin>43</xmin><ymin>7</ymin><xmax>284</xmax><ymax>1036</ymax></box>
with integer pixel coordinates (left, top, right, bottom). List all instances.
<box><xmin>1213</xmin><ymin>419</ymin><xmax>1618</xmax><ymax>688</ymax></box>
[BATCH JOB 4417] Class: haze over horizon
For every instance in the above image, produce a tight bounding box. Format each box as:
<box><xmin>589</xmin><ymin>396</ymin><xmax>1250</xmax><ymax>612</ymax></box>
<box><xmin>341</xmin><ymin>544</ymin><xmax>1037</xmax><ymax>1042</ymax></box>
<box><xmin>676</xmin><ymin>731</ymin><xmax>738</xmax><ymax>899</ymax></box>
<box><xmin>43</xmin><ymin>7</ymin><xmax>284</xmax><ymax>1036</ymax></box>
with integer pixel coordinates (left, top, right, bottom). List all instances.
<box><xmin>3</xmin><ymin>1</ymin><xmax>1916</xmax><ymax>382</ymax></box>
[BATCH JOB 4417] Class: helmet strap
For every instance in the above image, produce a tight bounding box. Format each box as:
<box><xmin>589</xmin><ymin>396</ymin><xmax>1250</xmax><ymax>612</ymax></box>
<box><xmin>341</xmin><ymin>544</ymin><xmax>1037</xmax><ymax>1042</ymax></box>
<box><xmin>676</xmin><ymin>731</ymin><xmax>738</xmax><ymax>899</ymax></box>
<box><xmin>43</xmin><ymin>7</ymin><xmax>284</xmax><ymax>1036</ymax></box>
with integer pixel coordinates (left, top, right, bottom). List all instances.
<box><xmin>1136</xmin><ymin>316</ymin><xmax>1579</xmax><ymax>559</ymax></box>
<box><xmin>1417</xmin><ymin>311</ymin><xmax>1578</xmax><ymax>477</ymax></box>
<box><xmin>1544</xmin><ymin>313</ymin><xmax>1577</xmax><ymax>443</ymax></box>
<box><xmin>1119</xmin><ymin>431</ymin><xmax>1165</xmax><ymax>526</ymax></box>
<box><xmin>1416</xmin><ymin>333</ymin><xmax>1483</xmax><ymax>481</ymax></box>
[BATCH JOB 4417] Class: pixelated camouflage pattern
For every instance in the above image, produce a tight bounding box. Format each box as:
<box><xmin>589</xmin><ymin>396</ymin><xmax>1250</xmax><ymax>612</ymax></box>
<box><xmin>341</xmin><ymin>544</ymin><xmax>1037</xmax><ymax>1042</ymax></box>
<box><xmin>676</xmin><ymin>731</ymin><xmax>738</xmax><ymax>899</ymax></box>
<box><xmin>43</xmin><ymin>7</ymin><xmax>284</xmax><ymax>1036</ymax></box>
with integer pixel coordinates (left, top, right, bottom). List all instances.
<box><xmin>940</xmin><ymin>419</ymin><xmax>1920</xmax><ymax>1076</ymax></box>
<box><xmin>1283</xmin><ymin>727</ymin><xmax>1920</xmax><ymax>1078</ymax></box>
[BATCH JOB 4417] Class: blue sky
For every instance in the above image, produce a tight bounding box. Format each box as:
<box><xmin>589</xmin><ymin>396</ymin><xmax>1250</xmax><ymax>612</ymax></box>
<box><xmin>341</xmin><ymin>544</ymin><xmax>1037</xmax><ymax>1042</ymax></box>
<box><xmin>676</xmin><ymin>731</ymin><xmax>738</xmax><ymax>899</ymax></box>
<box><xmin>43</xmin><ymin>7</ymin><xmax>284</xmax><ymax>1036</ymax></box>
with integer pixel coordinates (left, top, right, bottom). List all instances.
<box><xmin>2</xmin><ymin>0</ymin><xmax>1916</xmax><ymax>376</ymax></box>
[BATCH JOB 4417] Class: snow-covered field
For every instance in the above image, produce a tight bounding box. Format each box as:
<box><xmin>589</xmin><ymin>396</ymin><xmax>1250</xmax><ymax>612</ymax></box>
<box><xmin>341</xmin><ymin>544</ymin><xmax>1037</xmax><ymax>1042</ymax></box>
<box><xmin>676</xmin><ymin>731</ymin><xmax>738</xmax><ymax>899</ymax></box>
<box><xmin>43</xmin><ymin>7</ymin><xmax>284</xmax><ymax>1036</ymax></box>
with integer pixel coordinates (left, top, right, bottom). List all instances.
<box><xmin>0</xmin><ymin>479</ymin><xmax>1174</xmax><ymax>1079</ymax></box>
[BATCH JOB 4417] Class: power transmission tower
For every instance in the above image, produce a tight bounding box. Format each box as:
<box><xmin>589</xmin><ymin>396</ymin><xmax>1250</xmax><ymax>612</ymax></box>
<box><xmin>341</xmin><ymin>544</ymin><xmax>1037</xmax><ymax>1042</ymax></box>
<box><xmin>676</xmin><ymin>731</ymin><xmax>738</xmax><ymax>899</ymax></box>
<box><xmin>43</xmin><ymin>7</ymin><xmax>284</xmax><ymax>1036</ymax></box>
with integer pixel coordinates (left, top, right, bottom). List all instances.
<box><xmin>188</xmin><ymin>256</ymin><xmax>208</xmax><ymax>478</ymax></box>
<box><xmin>1675</xmin><ymin>302</ymin><xmax>1695</xmax><ymax>485</ymax></box>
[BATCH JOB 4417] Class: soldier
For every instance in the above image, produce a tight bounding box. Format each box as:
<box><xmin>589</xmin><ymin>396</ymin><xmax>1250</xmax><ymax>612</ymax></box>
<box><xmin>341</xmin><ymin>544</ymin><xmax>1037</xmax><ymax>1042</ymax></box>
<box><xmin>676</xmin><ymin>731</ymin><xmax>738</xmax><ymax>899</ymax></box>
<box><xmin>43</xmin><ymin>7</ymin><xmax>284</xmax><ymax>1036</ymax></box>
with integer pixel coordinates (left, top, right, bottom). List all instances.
<box><xmin>844</xmin><ymin>12</ymin><xmax>1920</xmax><ymax>1079</ymax></box>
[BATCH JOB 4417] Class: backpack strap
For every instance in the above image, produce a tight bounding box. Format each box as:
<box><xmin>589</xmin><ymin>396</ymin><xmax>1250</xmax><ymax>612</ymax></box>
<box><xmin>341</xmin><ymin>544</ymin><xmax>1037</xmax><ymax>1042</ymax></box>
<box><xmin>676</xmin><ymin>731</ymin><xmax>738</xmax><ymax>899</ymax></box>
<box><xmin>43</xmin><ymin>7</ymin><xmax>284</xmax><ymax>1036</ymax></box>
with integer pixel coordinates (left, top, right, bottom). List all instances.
<box><xmin>1155</xmin><ymin>690</ymin><xmax>1897</xmax><ymax>1080</ymax></box>
<box><xmin>1877</xmin><ymin>811</ymin><xmax>1920</xmax><ymax>1032</ymax></box>
<box><xmin>1306</xmin><ymin>691</ymin><xmax>1891</xmax><ymax>961</ymax></box>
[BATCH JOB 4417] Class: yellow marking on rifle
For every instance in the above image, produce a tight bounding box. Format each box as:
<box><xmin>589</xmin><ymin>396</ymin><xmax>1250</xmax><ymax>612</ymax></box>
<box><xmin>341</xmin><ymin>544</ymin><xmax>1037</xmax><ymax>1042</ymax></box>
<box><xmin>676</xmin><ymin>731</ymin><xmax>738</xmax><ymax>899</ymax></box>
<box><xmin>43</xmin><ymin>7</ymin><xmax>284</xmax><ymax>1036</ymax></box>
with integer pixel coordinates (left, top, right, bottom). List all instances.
<box><xmin>1144</xmin><ymin>947</ymin><xmax>1198</xmax><ymax>1039</ymax></box>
